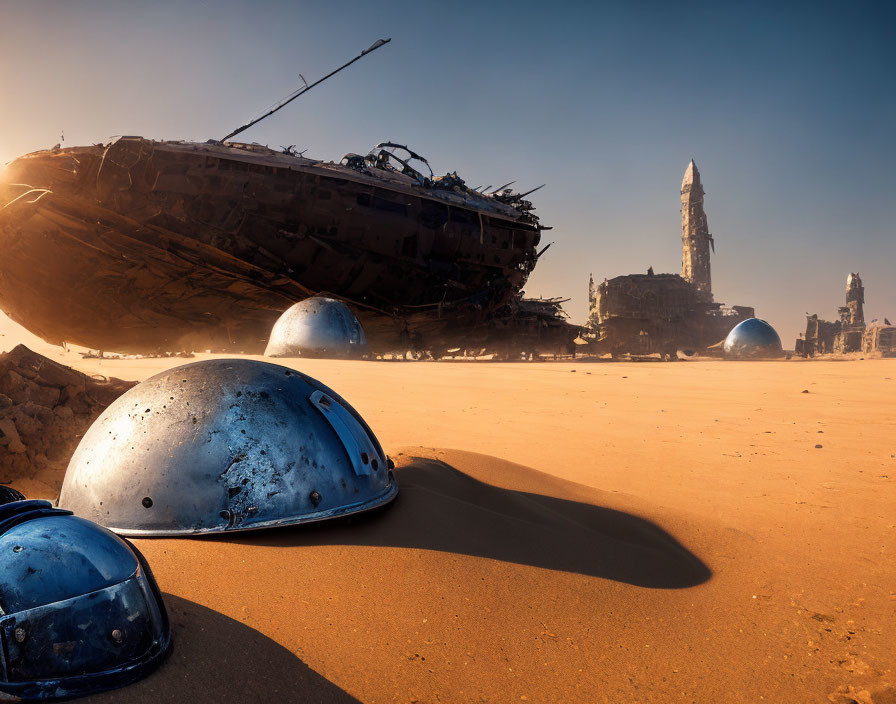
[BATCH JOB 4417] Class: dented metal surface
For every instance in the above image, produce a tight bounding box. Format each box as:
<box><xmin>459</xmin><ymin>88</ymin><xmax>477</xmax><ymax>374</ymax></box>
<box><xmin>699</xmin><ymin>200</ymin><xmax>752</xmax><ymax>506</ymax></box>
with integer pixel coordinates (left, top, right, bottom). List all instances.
<box><xmin>309</xmin><ymin>390</ymin><xmax>377</xmax><ymax>477</ymax></box>
<box><xmin>59</xmin><ymin>359</ymin><xmax>397</xmax><ymax>536</ymax></box>
<box><xmin>0</xmin><ymin>499</ymin><xmax>171</xmax><ymax>701</ymax></box>
<box><xmin>0</xmin><ymin>136</ymin><xmax>546</xmax><ymax>355</ymax></box>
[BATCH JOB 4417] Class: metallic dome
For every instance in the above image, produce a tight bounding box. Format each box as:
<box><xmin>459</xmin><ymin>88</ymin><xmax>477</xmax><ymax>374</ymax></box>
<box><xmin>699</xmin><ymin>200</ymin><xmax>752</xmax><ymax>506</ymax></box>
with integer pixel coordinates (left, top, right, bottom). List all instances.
<box><xmin>264</xmin><ymin>296</ymin><xmax>367</xmax><ymax>358</ymax></box>
<box><xmin>723</xmin><ymin>318</ymin><xmax>784</xmax><ymax>359</ymax></box>
<box><xmin>0</xmin><ymin>497</ymin><xmax>171</xmax><ymax>701</ymax></box>
<box><xmin>59</xmin><ymin>359</ymin><xmax>397</xmax><ymax>536</ymax></box>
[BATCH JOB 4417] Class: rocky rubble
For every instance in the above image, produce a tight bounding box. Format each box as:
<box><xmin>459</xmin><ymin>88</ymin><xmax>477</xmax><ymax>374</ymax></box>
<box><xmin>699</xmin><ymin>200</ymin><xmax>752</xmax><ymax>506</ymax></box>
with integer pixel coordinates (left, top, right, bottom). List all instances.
<box><xmin>0</xmin><ymin>344</ymin><xmax>134</xmax><ymax>483</ymax></box>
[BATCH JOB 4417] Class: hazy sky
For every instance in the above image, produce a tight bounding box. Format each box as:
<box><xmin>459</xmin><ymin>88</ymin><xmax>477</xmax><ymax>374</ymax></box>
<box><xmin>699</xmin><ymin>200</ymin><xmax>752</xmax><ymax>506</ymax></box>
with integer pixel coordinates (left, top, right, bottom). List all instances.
<box><xmin>1</xmin><ymin>0</ymin><xmax>893</xmax><ymax>344</ymax></box>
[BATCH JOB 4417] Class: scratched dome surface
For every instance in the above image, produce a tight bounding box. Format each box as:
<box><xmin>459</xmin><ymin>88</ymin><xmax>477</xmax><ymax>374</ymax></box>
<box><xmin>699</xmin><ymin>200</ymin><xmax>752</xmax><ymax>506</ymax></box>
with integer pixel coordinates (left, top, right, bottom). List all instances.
<box><xmin>0</xmin><ymin>499</ymin><xmax>171</xmax><ymax>700</ymax></box>
<box><xmin>59</xmin><ymin>359</ymin><xmax>397</xmax><ymax>536</ymax></box>
<box><xmin>723</xmin><ymin>318</ymin><xmax>784</xmax><ymax>359</ymax></box>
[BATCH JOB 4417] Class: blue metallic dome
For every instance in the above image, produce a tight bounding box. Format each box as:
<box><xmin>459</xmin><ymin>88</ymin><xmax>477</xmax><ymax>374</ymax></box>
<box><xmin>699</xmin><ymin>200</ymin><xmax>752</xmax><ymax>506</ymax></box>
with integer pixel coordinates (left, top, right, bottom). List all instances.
<box><xmin>264</xmin><ymin>296</ymin><xmax>367</xmax><ymax>358</ymax></box>
<box><xmin>0</xmin><ymin>498</ymin><xmax>171</xmax><ymax>701</ymax></box>
<box><xmin>60</xmin><ymin>359</ymin><xmax>397</xmax><ymax>536</ymax></box>
<box><xmin>723</xmin><ymin>318</ymin><xmax>784</xmax><ymax>358</ymax></box>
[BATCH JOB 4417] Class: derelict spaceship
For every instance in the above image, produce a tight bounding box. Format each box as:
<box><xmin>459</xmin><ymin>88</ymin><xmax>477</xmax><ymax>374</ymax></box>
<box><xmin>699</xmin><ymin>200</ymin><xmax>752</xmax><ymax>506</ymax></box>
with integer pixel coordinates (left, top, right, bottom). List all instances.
<box><xmin>0</xmin><ymin>39</ymin><xmax>571</xmax><ymax>356</ymax></box>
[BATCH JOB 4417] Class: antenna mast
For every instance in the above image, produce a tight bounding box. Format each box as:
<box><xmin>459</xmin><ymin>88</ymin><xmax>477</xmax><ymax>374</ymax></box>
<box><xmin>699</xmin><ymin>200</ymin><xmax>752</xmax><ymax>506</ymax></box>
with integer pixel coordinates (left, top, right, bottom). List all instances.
<box><xmin>219</xmin><ymin>38</ymin><xmax>391</xmax><ymax>143</ymax></box>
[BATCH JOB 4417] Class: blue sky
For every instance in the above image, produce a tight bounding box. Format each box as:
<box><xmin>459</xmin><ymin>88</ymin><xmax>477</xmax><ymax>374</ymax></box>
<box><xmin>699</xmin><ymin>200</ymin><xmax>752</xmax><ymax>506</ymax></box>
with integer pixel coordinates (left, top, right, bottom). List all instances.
<box><xmin>1</xmin><ymin>0</ymin><xmax>893</xmax><ymax>343</ymax></box>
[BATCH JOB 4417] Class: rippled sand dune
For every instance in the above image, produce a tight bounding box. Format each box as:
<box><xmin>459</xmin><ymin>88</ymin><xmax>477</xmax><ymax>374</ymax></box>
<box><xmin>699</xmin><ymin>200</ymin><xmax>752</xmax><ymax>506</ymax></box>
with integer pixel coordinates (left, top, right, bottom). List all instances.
<box><xmin>2</xmin><ymin>312</ymin><xmax>893</xmax><ymax>703</ymax></box>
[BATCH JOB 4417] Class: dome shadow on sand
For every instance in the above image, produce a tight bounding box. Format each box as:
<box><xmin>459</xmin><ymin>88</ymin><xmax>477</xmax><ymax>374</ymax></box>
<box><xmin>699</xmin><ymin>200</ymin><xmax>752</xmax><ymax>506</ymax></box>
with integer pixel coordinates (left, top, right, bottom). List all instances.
<box><xmin>82</xmin><ymin>594</ymin><xmax>359</xmax><ymax>703</ymax></box>
<box><xmin>223</xmin><ymin>454</ymin><xmax>711</xmax><ymax>589</ymax></box>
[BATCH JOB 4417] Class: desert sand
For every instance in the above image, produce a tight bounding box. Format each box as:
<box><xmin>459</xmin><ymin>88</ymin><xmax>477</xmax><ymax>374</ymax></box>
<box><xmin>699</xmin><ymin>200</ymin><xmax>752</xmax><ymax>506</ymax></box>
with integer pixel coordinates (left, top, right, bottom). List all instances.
<box><xmin>1</xmin><ymin>312</ymin><xmax>894</xmax><ymax>703</ymax></box>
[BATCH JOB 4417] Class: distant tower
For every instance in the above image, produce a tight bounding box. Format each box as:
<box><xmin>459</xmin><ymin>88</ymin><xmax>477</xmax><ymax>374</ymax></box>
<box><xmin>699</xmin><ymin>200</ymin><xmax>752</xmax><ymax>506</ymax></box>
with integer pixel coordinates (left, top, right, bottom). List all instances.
<box><xmin>587</xmin><ymin>273</ymin><xmax>598</xmax><ymax>329</ymax></box>
<box><xmin>843</xmin><ymin>272</ymin><xmax>864</xmax><ymax>327</ymax></box>
<box><xmin>681</xmin><ymin>160</ymin><xmax>714</xmax><ymax>299</ymax></box>
<box><xmin>836</xmin><ymin>272</ymin><xmax>865</xmax><ymax>353</ymax></box>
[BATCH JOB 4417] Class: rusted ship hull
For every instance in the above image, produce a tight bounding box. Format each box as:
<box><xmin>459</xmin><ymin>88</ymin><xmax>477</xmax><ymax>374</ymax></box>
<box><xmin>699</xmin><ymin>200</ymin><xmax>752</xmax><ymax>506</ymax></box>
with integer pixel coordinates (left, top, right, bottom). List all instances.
<box><xmin>0</xmin><ymin>138</ymin><xmax>542</xmax><ymax>353</ymax></box>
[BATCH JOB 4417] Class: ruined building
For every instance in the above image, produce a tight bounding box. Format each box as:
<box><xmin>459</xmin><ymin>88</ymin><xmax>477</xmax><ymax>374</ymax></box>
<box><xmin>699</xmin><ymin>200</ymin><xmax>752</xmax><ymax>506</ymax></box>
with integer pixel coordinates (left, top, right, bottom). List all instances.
<box><xmin>800</xmin><ymin>315</ymin><xmax>840</xmax><ymax>356</ymax></box>
<box><xmin>863</xmin><ymin>322</ymin><xmax>896</xmax><ymax>357</ymax></box>
<box><xmin>796</xmin><ymin>273</ymin><xmax>894</xmax><ymax>356</ymax></box>
<box><xmin>585</xmin><ymin>161</ymin><xmax>753</xmax><ymax>357</ymax></box>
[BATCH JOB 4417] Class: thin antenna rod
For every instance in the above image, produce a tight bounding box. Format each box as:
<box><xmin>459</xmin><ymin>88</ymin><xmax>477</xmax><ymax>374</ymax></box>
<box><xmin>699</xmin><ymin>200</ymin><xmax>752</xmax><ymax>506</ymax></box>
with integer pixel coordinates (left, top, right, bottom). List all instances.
<box><xmin>517</xmin><ymin>183</ymin><xmax>546</xmax><ymax>198</ymax></box>
<box><xmin>489</xmin><ymin>180</ymin><xmax>515</xmax><ymax>194</ymax></box>
<box><xmin>220</xmin><ymin>38</ymin><xmax>391</xmax><ymax>143</ymax></box>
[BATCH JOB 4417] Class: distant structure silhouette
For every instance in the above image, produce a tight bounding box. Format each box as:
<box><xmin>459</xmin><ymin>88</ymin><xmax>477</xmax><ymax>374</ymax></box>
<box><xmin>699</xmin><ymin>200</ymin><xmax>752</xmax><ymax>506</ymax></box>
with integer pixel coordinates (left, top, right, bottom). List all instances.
<box><xmin>797</xmin><ymin>273</ymin><xmax>894</xmax><ymax>356</ymax></box>
<box><xmin>680</xmin><ymin>160</ymin><xmax>713</xmax><ymax>300</ymax></box>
